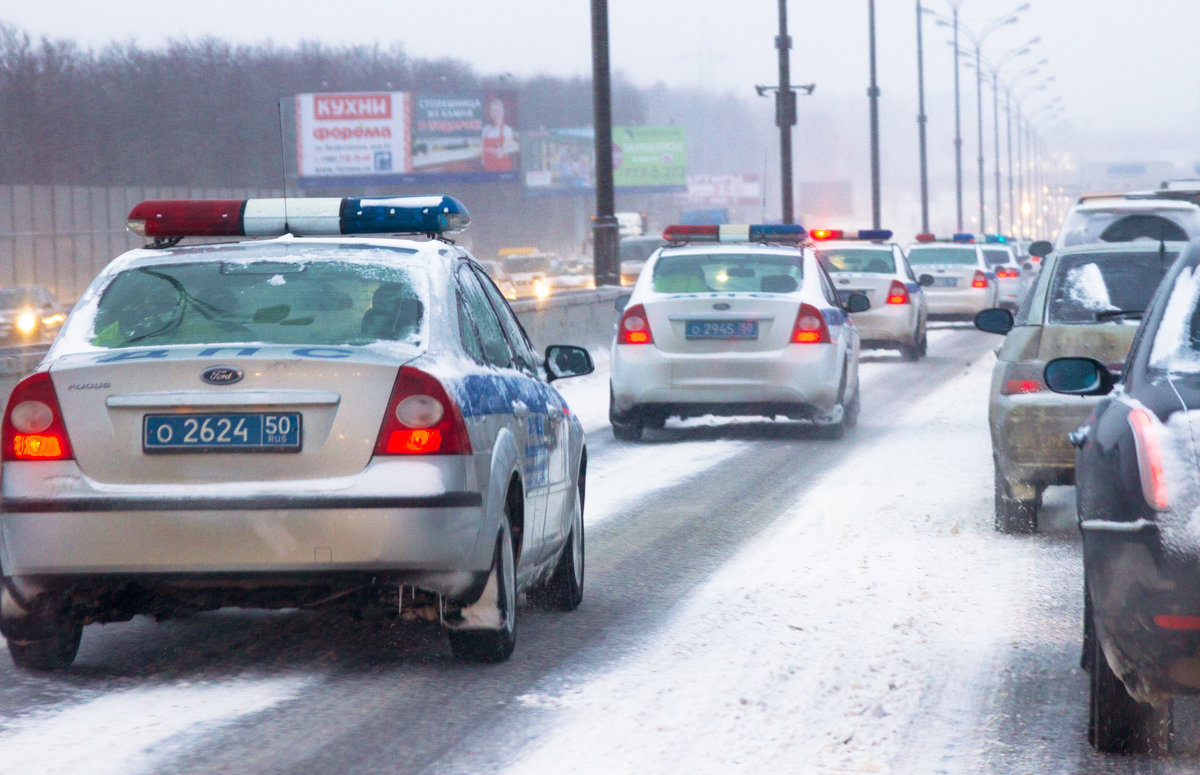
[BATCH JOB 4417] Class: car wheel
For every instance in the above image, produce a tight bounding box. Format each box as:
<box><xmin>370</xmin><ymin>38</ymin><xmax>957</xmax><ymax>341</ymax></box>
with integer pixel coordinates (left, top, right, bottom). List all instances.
<box><xmin>541</xmin><ymin>484</ymin><xmax>585</xmax><ymax>611</ymax></box>
<box><xmin>844</xmin><ymin>373</ymin><xmax>861</xmax><ymax>429</ymax></box>
<box><xmin>609</xmin><ymin>386</ymin><xmax>643</xmax><ymax>441</ymax></box>
<box><xmin>643</xmin><ymin>414</ymin><xmax>667</xmax><ymax>431</ymax></box>
<box><xmin>1089</xmin><ymin>614</ymin><xmax>1172</xmax><ymax>754</ymax></box>
<box><xmin>448</xmin><ymin>511</ymin><xmax>518</xmax><ymax>663</ymax></box>
<box><xmin>815</xmin><ymin>366</ymin><xmax>853</xmax><ymax>439</ymax></box>
<box><xmin>7</xmin><ymin>618</ymin><xmax>82</xmax><ymax>672</ymax></box>
<box><xmin>901</xmin><ymin>328</ymin><xmax>926</xmax><ymax>361</ymax></box>
<box><xmin>994</xmin><ymin>463</ymin><xmax>1038</xmax><ymax>534</ymax></box>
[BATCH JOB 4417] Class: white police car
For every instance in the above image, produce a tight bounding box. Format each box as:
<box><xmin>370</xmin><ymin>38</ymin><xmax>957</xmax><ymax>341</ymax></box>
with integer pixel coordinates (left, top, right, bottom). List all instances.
<box><xmin>906</xmin><ymin>233</ymin><xmax>998</xmax><ymax>318</ymax></box>
<box><xmin>0</xmin><ymin>195</ymin><xmax>593</xmax><ymax>670</ymax></box>
<box><xmin>811</xmin><ymin>228</ymin><xmax>929</xmax><ymax>360</ymax></box>
<box><xmin>609</xmin><ymin>224</ymin><xmax>868</xmax><ymax>441</ymax></box>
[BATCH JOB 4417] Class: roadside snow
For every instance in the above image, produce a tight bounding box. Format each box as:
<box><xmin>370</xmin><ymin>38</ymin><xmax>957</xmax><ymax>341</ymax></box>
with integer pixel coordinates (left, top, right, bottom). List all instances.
<box><xmin>0</xmin><ymin>677</ymin><xmax>306</xmax><ymax>775</ymax></box>
<box><xmin>504</xmin><ymin>348</ymin><xmax>1016</xmax><ymax>774</ymax></box>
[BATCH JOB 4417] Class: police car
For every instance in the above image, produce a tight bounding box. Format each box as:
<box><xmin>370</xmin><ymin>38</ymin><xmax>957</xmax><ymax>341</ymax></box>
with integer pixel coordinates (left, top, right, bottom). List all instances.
<box><xmin>811</xmin><ymin>228</ymin><xmax>929</xmax><ymax>361</ymax></box>
<box><xmin>906</xmin><ymin>233</ymin><xmax>998</xmax><ymax>318</ymax></box>
<box><xmin>0</xmin><ymin>195</ymin><xmax>594</xmax><ymax>670</ymax></box>
<box><xmin>609</xmin><ymin>224</ymin><xmax>868</xmax><ymax>441</ymax></box>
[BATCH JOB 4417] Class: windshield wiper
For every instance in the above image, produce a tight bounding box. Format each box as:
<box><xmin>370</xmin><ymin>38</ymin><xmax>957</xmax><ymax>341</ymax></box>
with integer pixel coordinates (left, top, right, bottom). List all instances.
<box><xmin>1094</xmin><ymin>309</ymin><xmax>1144</xmax><ymax>321</ymax></box>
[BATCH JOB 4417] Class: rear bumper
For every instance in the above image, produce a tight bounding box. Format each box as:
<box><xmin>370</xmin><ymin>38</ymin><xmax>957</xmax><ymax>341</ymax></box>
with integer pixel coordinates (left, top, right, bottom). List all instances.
<box><xmin>991</xmin><ymin>392</ymin><xmax>1095</xmax><ymax>488</ymax></box>
<box><xmin>1083</xmin><ymin>519</ymin><xmax>1200</xmax><ymax>702</ymax></box>
<box><xmin>852</xmin><ymin>304</ymin><xmax>918</xmax><ymax>345</ymax></box>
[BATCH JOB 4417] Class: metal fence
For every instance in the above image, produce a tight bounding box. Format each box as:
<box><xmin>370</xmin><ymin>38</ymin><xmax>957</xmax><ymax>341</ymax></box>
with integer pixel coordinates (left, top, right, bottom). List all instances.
<box><xmin>0</xmin><ymin>185</ymin><xmax>283</xmax><ymax>304</ymax></box>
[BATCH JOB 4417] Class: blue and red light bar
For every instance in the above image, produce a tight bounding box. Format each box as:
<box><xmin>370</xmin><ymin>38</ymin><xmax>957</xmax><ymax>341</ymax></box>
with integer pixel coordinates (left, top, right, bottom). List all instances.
<box><xmin>126</xmin><ymin>195</ymin><xmax>471</xmax><ymax>239</ymax></box>
<box><xmin>915</xmin><ymin>233</ymin><xmax>976</xmax><ymax>243</ymax></box>
<box><xmin>810</xmin><ymin>228</ymin><xmax>894</xmax><ymax>242</ymax></box>
<box><xmin>661</xmin><ymin>223</ymin><xmax>808</xmax><ymax>244</ymax></box>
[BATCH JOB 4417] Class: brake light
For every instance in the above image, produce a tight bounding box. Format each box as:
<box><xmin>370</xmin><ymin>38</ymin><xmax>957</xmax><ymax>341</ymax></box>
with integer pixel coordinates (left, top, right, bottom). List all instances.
<box><xmin>995</xmin><ymin>267</ymin><xmax>1020</xmax><ymax>279</ymax></box>
<box><xmin>2</xmin><ymin>371</ymin><xmax>74</xmax><ymax>461</ymax></box>
<box><xmin>374</xmin><ymin>367</ymin><xmax>471</xmax><ymax>455</ymax></box>
<box><xmin>971</xmin><ymin>270</ymin><xmax>989</xmax><ymax>289</ymax></box>
<box><xmin>1154</xmin><ymin>615</ymin><xmax>1200</xmax><ymax>631</ymax></box>
<box><xmin>618</xmin><ymin>304</ymin><xmax>654</xmax><ymax>345</ymax></box>
<box><xmin>1129</xmin><ymin>408</ymin><xmax>1168</xmax><ymax>511</ymax></box>
<box><xmin>999</xmin><ymin>362</ymin><xmax>1046</xmax><ymax>395</ymax></box>
<box><xmin>886</xmin><ymin>280</ymin><xmax>910</xmax><ymax>305</ymax></box>
<box><xmin>791</xmin><ymin>303</ymin><xmax>831</xmax><ymax>344</ymax></box>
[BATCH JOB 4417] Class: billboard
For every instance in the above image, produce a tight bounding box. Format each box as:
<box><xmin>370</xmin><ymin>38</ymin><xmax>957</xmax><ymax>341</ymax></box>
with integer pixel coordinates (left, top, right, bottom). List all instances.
<box><xmin>523</xmin><ymin>126</ymin><xmax>687</xmax><ymax>195</ymax></box>
<box><xmin>685</xmin><ymin>174</ymin><xmax>763</xmax><ymax>207</ymax></box>
<box><xmin>296</xmin><ymin>90</ymin><xmax>519</xmax><ymax>187</ymax></box>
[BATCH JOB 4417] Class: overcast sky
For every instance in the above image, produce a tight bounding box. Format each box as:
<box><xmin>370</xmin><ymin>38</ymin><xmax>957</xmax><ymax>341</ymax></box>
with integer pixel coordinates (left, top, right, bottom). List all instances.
<box><xmin>4</xmin><ymin>1</ymin><xmax>1199</xmax><ymax>227</ymax></box>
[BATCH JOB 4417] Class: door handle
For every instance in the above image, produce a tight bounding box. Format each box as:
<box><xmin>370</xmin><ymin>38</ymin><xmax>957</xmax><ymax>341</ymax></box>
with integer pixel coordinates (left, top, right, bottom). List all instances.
<box><xmin>511</xmin><ymin>400</ymin><xmax>530</xmax><ymax>418</ymax></box>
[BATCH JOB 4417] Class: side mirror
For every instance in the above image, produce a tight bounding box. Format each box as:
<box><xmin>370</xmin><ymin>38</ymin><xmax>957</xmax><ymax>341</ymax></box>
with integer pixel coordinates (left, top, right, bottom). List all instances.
<box><xmin>843</xmin><ymin>292</ymin><xmax>870</xmax><ymax>313</ymax></box>
<box><xmin>1044</xmin><ymin>357</ymin><xmax>1115</xmax><ymax>396</ymax></box>
<box><xmin>1028</xmin><ymin>240</ymin><xmax>1052</xmax><ymax>258</ymax></box>
<box><xmin>918</xmin><ymin>273</ymin><xmax>935</xmax><ymax>287</ymax></box>
<box><xmin>544</xmin><ymin>345</ymin><xmax>595</xmax><ymax>381</ymax></box>
<box><xmin>974</xmin><ymin>307</ymin><xmax>1014</xmax><ymax>335</ymax></box>
<box><xmin>614</xmin><ymin>293</ymin><xmax>631</xmax><ymax>312</ymax></box>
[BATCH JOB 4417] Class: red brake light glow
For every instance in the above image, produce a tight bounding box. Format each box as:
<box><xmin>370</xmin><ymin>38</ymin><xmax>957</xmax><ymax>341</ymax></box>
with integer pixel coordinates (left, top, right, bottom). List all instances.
<box><xmin>999</xmin><ymin>362</ymin><xmax>1045</xmax><ymax>395</ymax></box>
<box><xmin>2</xmin><ymin>371</ymin><xmax>74</xmax><ymax>461</ymax></box>
<box><xmin>1129</xmin><ymin>408</ymin><xmax>1169</xmax><ymax>511</ymax></box>
<box><xmin>972</xmin><ymin>270</ymin><xmax>989</xmax><ymax>289</ymax></box>
<box><xmin>811</xmin><ymin>229</ymin><xmax>844</xmax><ymax>241</ymax></box>
<box><xmin>995</xmin><ymin>267</ymin><xmax>1020</xmax><ymax>279</ymax></box>
<box><xmin>886</xmin><ymin>280</ymin><xmax>910</xmax><ymax>305</ymax></box>
<box><xmin>374</xmin><ymin>367</ymin><xmax>471</xmax><ymax>456</ymax></box>
<box><xmin>618</xmin><ymin>304</ymin><xmax>654</xmax><ymax>345</ymax></box>
<box><xmin>791</xmin><ymin>303</ymin><xmax>831</xmax><ymax>344</ymax></box>
<box><xmin>1154</xmin><ymin>615</ymin><xmax>1200</xmax><ymax>631</ymax></box>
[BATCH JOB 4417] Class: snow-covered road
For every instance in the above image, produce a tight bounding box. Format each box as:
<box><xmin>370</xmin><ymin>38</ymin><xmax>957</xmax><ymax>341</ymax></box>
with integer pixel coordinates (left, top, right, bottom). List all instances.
<box><xmin>4</xmin><ymin>325</ymin><xmax>1195</xmax><ymax>773</ymax></box>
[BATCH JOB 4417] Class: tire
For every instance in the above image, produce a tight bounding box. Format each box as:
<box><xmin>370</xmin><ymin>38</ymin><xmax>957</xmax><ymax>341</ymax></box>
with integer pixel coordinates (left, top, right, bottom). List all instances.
<box><xmin>609</xmin><ymin>385</ymin><xmax>643</xmax><ymax>441</ymax></box>
<box><xmin>448</xmin><ymin>512</ymin><xmax>518</xmax><ymax>663</ymax></box>
<box><xmin>541</xmin><ymin>485</ymin><xmax>585</xmax><ymax>611</ymax></box>
<box><xmin>844</xmin><ymin>374</ymin><xmax>861</xmax><ymax>429</ymax></box>
<box><xmin>901</xmin><ymin>328</ymin><xmax>927</xmax><ymax>362</ymax></box>
<box><xmin>815</xmin><ymin>366</ymin><xmax>852</xmax><ymax>439</ymax></box>
<box><xmin>1089</xmin><ymin>616</ymin><xmax>1172</xmax><ymax>754</ymax></box>
<box><xmin>7</xmin><ymin>619</ymin><xmax>82</xmax><ymax>672</ymax></box>
<box><xmin>994</xmin><ymin>462</ymin><xmax>1038</xmax><ymax>534</ymax></box>
<box><xmin>643</xmin><ymin>414</ymin><xmax>667</xmax><ymax>431</ymax></box>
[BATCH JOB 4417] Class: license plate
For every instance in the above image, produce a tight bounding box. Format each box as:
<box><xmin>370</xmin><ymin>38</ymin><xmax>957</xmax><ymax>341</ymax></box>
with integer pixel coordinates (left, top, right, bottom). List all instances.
<box><xmin>685</xmin><ymin>320</ymin><xmax>758</xmax><ymax>339</ymax></box>
<box><xmin>144</xmin><ymin>412</ymin><xmax>302</xmax><ymax>453</ymax></box>
<box><xmin>932</xmin><ymin>277</ymin><xmax>958</xmax><ymax>287</ymax></box>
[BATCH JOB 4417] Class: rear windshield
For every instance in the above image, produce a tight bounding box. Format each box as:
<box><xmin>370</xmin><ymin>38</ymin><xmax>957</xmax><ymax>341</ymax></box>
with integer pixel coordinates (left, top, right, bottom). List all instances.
<box><xmin>1046</xmin><ymin>251</ymin><xmax>1176</xmax><ymax>324</ymax></box>
<box><xmin>906</xmin><ymin>246</ymin><xmax>977</xmax><ymax>266</ymax></box>
<box><xmin>87</xmin><ymin>255</ymin><xmax>425</xmax><ymax>348</ymax></box>
<box><xmin>1058</xmin><ymin>209</ymin><xmax>1200</xmax><ymax>248</ymax></box>
<box><xmin>815</xmin><ymin>248</ymin><xmax>895</xmax><ymax>274</ymax></box>
<box><xmin>651</xmin><ymin>252</ymin><xmax>804</xmax><ymax>294</ymax></box>
<box><xmin>982</xmin><ymin>248</ymin><xmax>1014</xmax><ymax>266</ymax></box>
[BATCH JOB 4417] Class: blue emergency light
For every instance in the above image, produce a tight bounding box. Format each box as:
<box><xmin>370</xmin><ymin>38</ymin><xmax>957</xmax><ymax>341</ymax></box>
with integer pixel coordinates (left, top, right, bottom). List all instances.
<box><xmin>661</xmin><ymin>223</ymin><xmax>808</xmax><ymax>243</ymax></box>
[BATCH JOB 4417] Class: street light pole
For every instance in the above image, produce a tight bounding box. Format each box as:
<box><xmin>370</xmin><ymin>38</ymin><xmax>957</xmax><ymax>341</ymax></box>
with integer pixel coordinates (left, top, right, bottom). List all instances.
<box><xmin>777</xmin><ymin>0</ymin><xmax>796</xmax><ymax>224</ymax></box>
<box><xmin>974</xmin><ymin>41</ymin><xmax>985</xmax><ymax>232</ymax></box>
<box><xmin>915</xmin><ymin>0</ymin><xmax>930</xmax><ymax>233</ymax></box>
<box><xmin>951</xmin><ymin>4</ymin><xmax>964</xmax><ymax>231</ymax></box>
<box><xmin>868</xmin><ymin>0</ymin><xmax>881</xmax><ymax>229</ymax></box>
<box><xmin>590</xmin><ymin>0</ymin><xmax>619</xmax><ymax>287</ymax></box>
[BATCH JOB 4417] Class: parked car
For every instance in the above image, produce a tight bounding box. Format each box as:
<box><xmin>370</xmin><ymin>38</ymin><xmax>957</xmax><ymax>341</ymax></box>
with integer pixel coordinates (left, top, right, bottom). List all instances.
<box><xmin>1042</xmin><ymin>238</ymin><xmax>1200</xmax><ymax>753</ymax></box>
<box><xmin>0</xmin><ymin>195</ymin><xmax>594</xmax><ymax>670</ymax></box>
<box><xmin>975</xmin><ymin>240</ymin><xmax>1183</xmax><ymax>532</ymax></box>
<box><xmin>609</xmin><ymin>223</ymin><xmax>868</xmax><ymax>441</ymax></box>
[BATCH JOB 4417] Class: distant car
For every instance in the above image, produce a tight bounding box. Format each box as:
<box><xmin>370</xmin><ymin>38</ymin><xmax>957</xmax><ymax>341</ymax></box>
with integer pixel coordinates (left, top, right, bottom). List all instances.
<box><xmin>609</xmin><ymin>223</ymin><xmax>868</xmax><ymax>441</ymax></box>
<box><xmin>548</xmin><ymin>258</ymin><xmax>596</xmax><ymax>292</ymax></box>
<box><xmin>0</xmin><ymin>285</ymin><xmax>65</xmax><ymax>344</ymax></box>
<box><xmin>975</xmin><ymin>240</ymin><xmax>1182</xmax><ymax>533</ymax></box>
<box><xmin>0</xmin><ymin>195</ymin><xmax>595</xmax><ymax>671</ymax></box>
<box><xmin>1041</xmin><ymin>239</ymin><xmax>1200</xmax><ymax>754</ymax></box>
<box><xmin>905</xmin><ymin>237</ymin><xmax>997</xmax><ymax>318</ymax></box>
<box><xmin>499</xmin><ymin>248</ymin><xmax>554</xmax><ymax>299</ymax></box>
<box><xmin>475</xmin><ymin>260</ymin><xmax>517</xmax><ymax>300</ymax></box>
<box><xmin>812</xmin><ymin>230</ymin><xmax>929</xmax><ymax>360</ymax></box>
<box><xmin>618</xmin><ymin>236</ymin><xmax>668</xmax><ymax>286</ymax></box>
<box><xmin>1053</xmin><ymin>196</ymin><xmax>1200</xmax><ymax>252</ymax></box>
<box><xmin>979</xmin><ymin>242</ymin><xmax>1027</xmax><ymax>311</ymax></box>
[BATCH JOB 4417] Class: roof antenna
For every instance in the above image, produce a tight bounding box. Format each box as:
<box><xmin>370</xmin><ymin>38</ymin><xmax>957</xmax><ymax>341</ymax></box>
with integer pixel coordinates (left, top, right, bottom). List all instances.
<box><xmin>277</xmin><ymin>99</ymin><xmax>291</xmax><ymax>234</ymax></box>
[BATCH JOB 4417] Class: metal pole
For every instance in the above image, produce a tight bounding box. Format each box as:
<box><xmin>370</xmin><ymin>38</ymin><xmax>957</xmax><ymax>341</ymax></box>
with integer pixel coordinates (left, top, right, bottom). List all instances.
<box><xmin>777</xmin><ymin>0</ymin><xmax>796</xmax><ymax>224</ymax></box>
<box><xmin>915</xmin><ymin>1</ymin><xmax>930</xmax><ymax>233</ymax></box>
<box><xmin>952</xmin><ymin>7</ymin><xmax>964</xmax><ymax>231</ymax></box>
<box><xmin>975</xmin><ymin>42</ymin><xmax>985</xmax><ymax>233</ymax></box>
<box><xmin>1005</xmin><ymin>87</ymin><xmax>1014</xmax><ymax>239</ymax></box>
<box><xmin>1015</xmin><ymin>103</ymin><xmax>1024</xmax><ymax>237</ymax></box>
<box><xmin>992</xmin><ymin>69</ymin><xmax>1002</xmax><ymax>234</ymax></box>
<box><xmin>590</xmin><ymin>0</ymin><xmax>619</xmax><ymax>287</ymax></box>
<box><xmin>868</xmin><ymin>0</ymin><xmax>881</xmax><ymax>230</ymax></box>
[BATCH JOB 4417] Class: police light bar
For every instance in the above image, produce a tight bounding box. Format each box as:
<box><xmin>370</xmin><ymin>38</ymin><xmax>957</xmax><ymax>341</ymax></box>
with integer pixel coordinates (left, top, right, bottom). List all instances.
<box><xmin>661</xmin><ymin>224</ymin><xmax>807</xmax><ymax>243</ymax></box>
<box><xmin>811</xmin><ymin>228</ymin><xmax>894</xmax><ymax>242</ymax></box>
<box><xmin>953</xmin><ymin>233</ymin><xmax>975</xmax><ymax>243</ymax></box>
<box><xmin>126</xmin><ymin>195</ymin><xmax>471</xmax><ymax>239</ymax></box>
<box><xmin>984</xmin><ymin>234</ymin><xmax>1010</xmax><ymax>243</ymax></box>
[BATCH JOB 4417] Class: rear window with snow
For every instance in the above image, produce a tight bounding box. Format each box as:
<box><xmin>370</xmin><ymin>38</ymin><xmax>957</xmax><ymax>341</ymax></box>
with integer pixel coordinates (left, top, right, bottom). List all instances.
<box><xmin>982</xmin><ymin>248</ymin><xmax>1014</xmax><ymax>266</ymax></box>
<box><xmin>86</xmin><ymin>253</ymin><xmax>426</xmax><ymax>348</ymax></box>
<box><xmin>815</xmin><ymin>248</ymin><xmax>895</xmax><ymax>274</ymax></box>
<box><xmin>906</xmin><ymin>246</ymin><xmax>977</xmax><ymax>266</ymax></box>
<box><xmin>1058</xmin><ymin>209</ymin><xmax>1200</xmax><ymax>248</ymax></box>
<box><xmin>1149</xmin><ymin>265</ymin><xmax>1200</xmax><ymax>372</ymax></box>
<box><xmin>1046</xmin><ymin>251</ymin><xmax>1175</xmax><ymax>324</ymax></box>
<box><xmin>652</xmin><ymin>252</ymin><xmax>803</xmax><ymax>294</ymax></box>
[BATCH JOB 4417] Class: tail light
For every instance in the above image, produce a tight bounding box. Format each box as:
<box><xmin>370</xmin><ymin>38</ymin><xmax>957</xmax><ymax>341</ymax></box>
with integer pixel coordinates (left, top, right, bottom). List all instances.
<box><xmin>886</xmin><ymin>280</ymin><xmax>910</xmax><ymax>305</ymax></box>
<box><xmin>791</xmin><ymin>303</ymin><xmax>831</xmax><ymax>344</ymax></box>
<box><xmin>618</xmin><ymin>303</ymin><xmax>654</xmax><ymax>345</ymax></box>
<box><xmin>999</xmin><ymin>361</ymin><xmax>1046</xmax><ymax>395</ymax></box>
<box><xmin>374</xmin><ymin>367</ymin><xmax>472</xmax><ymax>455</ymax></box>
<box><xmin>2</xmin><ymin>371</ymin><xmax>74</xmax><ymax>461</ymax></box>
<box><xmin>971</xmin><ymin>270</ymin><xmax>989</xmax><ymax>289</ymax></box>
<box><xmin>1128</xmin><ymin>408</ymin><xmax>1168</xmax><ymax>511</ymax></box>
<box><xmin>995</xmin><ymin>267</ymin><xmax>1020</xmax><ymax>279</ymax></box>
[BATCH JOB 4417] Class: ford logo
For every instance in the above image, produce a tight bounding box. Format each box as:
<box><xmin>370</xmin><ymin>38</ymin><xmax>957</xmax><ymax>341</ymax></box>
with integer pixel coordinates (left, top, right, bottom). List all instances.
<box><xmin>201</xmin><ymin>366</ymin><xmax>243</xmax><ymax>385</ymax></box>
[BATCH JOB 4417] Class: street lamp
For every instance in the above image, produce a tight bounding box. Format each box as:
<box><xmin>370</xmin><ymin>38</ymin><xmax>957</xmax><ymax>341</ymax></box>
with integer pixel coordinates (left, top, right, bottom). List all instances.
<box><xmin>922</xmin><ymin>1</ymin><xmax>968</xmax><ymax>231</ymax></box>
<box><xmin>1001</xmin><ymin>60</ymin><xmax>1047</xmax><ymax>238</ymax></box>
<box><xmin>1016</xmin><ymin>76</ymin><xmax>1054</xmax><ymax>237</ymax></box>
<box><xmin>915</xmin><ymin>1</ymin><xmax>931</xmax><ymax>233</ymax></box>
